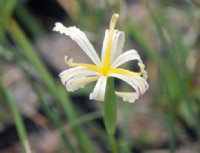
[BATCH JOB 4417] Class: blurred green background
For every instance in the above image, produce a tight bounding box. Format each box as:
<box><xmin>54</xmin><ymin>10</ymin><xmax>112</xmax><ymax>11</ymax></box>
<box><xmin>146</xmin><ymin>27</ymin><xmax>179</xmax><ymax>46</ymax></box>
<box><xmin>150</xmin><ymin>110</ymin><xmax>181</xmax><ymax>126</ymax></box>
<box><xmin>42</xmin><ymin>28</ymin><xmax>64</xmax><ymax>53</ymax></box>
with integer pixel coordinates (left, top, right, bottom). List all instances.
<box><xmin>0</xmin><ymin>0</ymin><xmax>200</xmax><ymax>153</ymax></box>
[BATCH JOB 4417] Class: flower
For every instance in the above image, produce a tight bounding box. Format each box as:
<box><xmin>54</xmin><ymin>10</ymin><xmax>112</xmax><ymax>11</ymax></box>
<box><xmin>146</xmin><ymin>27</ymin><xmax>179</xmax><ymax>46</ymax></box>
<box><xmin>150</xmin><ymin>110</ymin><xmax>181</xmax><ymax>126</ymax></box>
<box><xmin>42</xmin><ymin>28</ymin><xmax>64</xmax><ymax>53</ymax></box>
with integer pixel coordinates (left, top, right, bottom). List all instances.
<box><xmin>53</xmin><ymin>14</ymin><xmax>149</xmax><ymax>103</ymax></box>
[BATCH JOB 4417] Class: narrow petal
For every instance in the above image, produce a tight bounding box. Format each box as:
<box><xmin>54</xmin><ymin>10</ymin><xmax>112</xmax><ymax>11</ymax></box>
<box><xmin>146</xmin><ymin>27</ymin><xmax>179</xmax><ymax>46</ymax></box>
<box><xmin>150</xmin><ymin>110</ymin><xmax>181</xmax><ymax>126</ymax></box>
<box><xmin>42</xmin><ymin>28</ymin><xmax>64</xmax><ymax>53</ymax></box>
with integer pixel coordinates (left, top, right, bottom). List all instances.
<box><xmin>138</xmin><ymin>60</ymin><xmax>148</xmax><ymax>80</ymax></box>
<box><xmin>67</xmin><ymin>76</ymin><xmax>99</xmax><ymax>92</ymax></box>
<box><xmin>111</xmin><ymin>49</ymin><xmax>141</xmax><ymax>69</ymax></box>
<box><xmin>101</xmin><ymin>30</ymin><xmax>125</xmax><ymax>64</ymax></box>
<box><xmin>110</xmin><ymin>30</ymin><xmax>125</xmax><ymax>62</ymax></box>
<box><xmin>59</xmin><ymin>66</ymin><xmax>100</xmax><ymax>91</ymax></box>
<box><xmin>53</xmin><ymin>22</ymin><xmax>101</xmax><ymax>66</ymax></box>
<box><xmin>90</xmin><ymin>76</ymin><xmax>107</xmax><ymax>101</ymax></box>
<box><xmin>107</xmin><ymin>68</ymin><xmax>141</xmax><ymax>78</ymax></box>
<box><xmin>108</xmin><ymin>73</ymin><xmax>149</xmax><ymax>103</ymax></box>
<box><xmin>101</xmin><ymin>30</ymin><xmax>109</xmax><ymax>63</ymax></box>
<box><xmin>115</xmin><ymin>92</ymin><xmax>138</xmax><ymax>103</ymax></box>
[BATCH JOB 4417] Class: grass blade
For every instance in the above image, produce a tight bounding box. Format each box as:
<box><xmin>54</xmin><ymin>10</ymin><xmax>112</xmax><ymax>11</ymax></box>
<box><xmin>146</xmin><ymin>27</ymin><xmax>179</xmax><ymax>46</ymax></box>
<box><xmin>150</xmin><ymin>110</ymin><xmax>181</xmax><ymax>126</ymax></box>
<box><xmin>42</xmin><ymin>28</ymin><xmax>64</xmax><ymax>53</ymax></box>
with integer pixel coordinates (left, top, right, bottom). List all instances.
<box><xmin>3</xmin><ymin>87</ymin><xmax>31</xmax><ymax>153</ymax></box>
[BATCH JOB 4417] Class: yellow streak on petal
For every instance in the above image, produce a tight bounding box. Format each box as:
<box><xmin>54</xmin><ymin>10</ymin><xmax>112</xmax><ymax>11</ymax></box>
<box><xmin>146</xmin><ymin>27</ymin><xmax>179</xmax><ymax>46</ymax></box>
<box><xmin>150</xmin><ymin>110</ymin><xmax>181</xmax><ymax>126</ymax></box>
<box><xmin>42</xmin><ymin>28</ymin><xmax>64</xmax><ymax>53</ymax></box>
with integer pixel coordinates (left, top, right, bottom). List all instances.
<box><xmin>102</xmin><ymin>14</ymin><xmax>119</xmax><ymax>75</ymax></box>
<box><xmin>107</xmin><ymin>68</ymin><xmax>146</xmax><ymax>93</ymax></box>
<box><xmin>108</xmin><ymin>68</ymin><xmax>146</xmax><ymax>96</ymax></box>
<box><xmin>65</xmin><ymin>56</ymin><xmax>102</xmax><ymax>73</ymax></box>
<box><xmin>107</xmin><ymin>68</ymin><xmax>141</xmax><ymax>77</ymax></box>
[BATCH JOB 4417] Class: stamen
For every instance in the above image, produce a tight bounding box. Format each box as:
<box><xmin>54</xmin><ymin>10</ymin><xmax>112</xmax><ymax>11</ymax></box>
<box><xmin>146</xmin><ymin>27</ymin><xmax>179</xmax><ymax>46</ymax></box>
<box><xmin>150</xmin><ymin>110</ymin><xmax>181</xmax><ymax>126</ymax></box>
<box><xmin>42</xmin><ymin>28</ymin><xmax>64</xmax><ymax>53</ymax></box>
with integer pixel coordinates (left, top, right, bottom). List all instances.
<box><xmin>102</xmin><ymin>14</ymin><xmax>119</xmax><ymax>75</ymax></box>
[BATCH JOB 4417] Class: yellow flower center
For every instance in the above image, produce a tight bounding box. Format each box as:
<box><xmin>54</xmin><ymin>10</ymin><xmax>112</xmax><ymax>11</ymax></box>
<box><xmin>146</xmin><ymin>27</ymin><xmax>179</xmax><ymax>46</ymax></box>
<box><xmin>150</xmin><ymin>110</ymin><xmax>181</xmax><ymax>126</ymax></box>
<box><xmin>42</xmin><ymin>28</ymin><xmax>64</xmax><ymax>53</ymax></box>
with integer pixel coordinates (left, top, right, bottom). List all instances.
<box><xmin>65</xmin><ymin>14</ymin><xmax>142</xmax><ymax>78</ymax></box>
<box><xmin>65</xmin><ymin>14</ymin><xmax>119</xmax><ymax>76</ymax></box>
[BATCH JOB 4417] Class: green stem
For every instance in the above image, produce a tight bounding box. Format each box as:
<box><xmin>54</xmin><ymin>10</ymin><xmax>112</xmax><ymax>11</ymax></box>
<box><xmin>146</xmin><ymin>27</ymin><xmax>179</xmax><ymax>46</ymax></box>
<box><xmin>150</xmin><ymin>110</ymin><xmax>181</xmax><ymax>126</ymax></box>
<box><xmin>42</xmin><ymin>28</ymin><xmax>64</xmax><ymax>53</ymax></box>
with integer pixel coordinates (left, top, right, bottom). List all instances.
<box><xmin>103</xmin><ymin>77</ymin><xmax>118</xmax><ymax>153</ymax></box>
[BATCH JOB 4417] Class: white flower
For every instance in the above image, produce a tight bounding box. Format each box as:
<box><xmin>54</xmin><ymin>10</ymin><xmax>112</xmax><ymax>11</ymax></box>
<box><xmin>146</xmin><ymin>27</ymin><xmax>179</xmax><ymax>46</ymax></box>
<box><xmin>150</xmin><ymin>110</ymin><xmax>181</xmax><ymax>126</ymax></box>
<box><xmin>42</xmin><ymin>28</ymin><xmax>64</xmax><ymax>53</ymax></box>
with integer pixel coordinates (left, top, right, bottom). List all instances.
<box><xmin>53</xmin><ymin>14</ymin><xmax>149</xmax><ymax>103</ymax></box>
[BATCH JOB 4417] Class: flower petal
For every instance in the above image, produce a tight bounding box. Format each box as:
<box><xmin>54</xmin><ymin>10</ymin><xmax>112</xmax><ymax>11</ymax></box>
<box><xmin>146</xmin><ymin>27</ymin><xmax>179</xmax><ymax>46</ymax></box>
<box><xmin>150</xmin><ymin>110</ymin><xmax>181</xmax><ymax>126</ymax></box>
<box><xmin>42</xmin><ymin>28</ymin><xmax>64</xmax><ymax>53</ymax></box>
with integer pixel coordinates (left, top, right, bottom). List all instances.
<box><xmin>53</xmin><ymin>22</ymin><xmax>101</xmax><ymax>66</ymax></box>
<box><xmin>59</xmin><ymin>66</ymin><xmax>100</xmax><ymax>91</ymax></box>
<box><xmin>108</xmin><ymin>73</ymin><xmax>149</xmax><ymax>103</ymax></box>
<box><xmin>90</xmin><ymin>76</ymin><xmax>107</xmax><ymax>101</ymax></box>
<box><xmin>115</xmin><ymin>92</ymin><xmax>138</xmax><ymax>103</ymax></box>
<box><xmin>101</xmin><ymin>30</ymin><xmax>125</xmax><ymax>64</ymax></box>
<box><xmin>138</xmin><ymin>60</ymin><xmax>148</xmax><ymax>80</ymax></box>
<box><xmin>66</xmin><ymin>76</ymin><xmax>99</xmax><ymax>92</ymax></box>
<box><xmin>101</xmin><ymin>30</ymin><xmax>109</xmax><ymax>63</ymax></box>
<box><xmin>111</xmin><ymin>30</ymin><xmax>125</xmax><ymax>62</ymax></box>
<box><xmin>111</xmin><ymin>49</ymin><xmax>141</xmax><ymax>69</ymax></box>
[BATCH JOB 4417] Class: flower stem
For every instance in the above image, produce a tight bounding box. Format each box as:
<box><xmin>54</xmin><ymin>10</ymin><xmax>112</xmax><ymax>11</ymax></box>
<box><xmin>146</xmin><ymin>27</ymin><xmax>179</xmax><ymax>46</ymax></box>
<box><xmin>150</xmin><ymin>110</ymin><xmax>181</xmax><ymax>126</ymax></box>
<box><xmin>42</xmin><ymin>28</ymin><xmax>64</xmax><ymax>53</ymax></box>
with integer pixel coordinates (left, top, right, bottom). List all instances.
<box><xmin>103</xmin><ymin>77</ymin><xmax>118</xmax><ymax>153</ymax></box>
